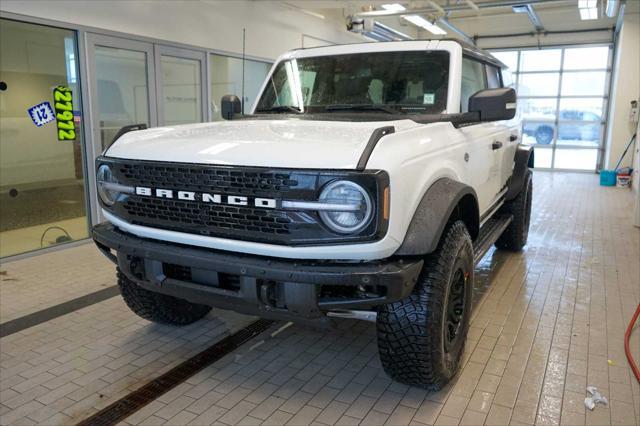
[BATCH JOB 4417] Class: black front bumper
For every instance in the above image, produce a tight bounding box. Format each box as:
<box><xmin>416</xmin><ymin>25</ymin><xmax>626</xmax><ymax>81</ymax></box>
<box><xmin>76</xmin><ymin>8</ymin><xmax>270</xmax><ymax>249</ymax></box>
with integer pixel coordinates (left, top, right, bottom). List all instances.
<box><xmin>93</xmin><ymin>223</ymin><xmax>422</xmax><ymax>323</ymax></box>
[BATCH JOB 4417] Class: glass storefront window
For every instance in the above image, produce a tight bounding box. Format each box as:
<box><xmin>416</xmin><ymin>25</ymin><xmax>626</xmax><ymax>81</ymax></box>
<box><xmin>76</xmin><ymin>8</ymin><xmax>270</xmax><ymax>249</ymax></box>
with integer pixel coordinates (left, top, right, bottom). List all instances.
<box><xmin>210</xmin><ymin>54</ymin><xmax>271</xmax><ymax>120</ymax></box>
<box><xmin>0</xmin><ymin>19</ymin><xmax>88</xmax><ymax>257</ymax></box>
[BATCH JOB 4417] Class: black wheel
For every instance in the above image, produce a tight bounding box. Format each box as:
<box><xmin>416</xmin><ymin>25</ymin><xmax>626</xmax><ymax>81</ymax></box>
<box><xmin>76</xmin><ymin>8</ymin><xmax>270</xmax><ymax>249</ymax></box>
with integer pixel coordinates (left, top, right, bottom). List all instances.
<box><xmin>535</xmin><ymin>126</ymin><xmax>553</xmax><ymax>145</ymax></box>
<box><xmin>376</xmin><ymin>221</ymin><xmax>474</xmax><ymax>389</ymax></box>
<box><xmin>117</xmin><ymin>268</ymin><xmax>211</xmax><ymax>325</ymax></box>
<box><xmin>495</xmin><ymin>170</ymin><xmax>533</xmax><ymax>251</ymax></box>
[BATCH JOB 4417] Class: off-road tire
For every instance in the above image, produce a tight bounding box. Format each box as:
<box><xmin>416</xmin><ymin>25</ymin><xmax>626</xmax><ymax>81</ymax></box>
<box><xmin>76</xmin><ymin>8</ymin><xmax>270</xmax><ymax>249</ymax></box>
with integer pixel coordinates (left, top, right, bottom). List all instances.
<box><xmin>376</xmin><ymin>221</ymin><xmax>474</xmax><ymax>389</ymax></box>
<box><xmin>117</xmin><ymin>268</ymin><xmax>211</xmax><ymax>325</ymax></box>
<box><xmin>495</xmin><ymin>170</ymin><xmax>532</xmax><ymax>251</ymax></box>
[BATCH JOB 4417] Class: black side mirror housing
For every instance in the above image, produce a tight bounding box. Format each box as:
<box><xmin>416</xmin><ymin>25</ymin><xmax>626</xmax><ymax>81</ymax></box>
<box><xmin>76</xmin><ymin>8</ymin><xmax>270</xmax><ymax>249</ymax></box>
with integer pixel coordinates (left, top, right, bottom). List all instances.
<box><xmin>468</xmin><ymin>87</ymin><xmax>516</xmax><ymax>122</ymax></box>
<box><xmin>221</xmin><ymin>95</ymin><xmax>242</xmax><ymax>120</ymax></box>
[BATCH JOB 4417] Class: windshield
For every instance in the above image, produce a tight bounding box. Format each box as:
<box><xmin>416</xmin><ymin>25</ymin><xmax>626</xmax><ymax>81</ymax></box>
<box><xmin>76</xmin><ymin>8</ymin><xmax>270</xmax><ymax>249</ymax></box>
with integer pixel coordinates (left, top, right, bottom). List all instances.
<box><xmin>255</xmin><ymin>51</ymin><xmax>449</xmax><ymax>115</ymax></box>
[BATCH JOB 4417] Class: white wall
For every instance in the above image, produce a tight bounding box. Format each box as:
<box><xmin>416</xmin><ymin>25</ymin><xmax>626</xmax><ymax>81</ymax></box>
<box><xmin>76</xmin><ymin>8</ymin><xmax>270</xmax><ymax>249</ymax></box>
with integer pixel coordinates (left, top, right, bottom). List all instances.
<box><xmin>604</xmin><ymin>9</ymin><xmax>640</xmax><ymax>170</ymax></box>
<box><xmin>0</xmin><ymin>0</ymin><xmax>364</xmax><ymax>60</ymax></box>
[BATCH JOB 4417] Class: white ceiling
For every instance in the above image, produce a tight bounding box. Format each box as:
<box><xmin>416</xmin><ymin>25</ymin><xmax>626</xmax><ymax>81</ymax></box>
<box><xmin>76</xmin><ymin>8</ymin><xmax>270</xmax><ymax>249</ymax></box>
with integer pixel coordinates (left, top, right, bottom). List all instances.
<box><xmin>277</xmin><ymin>0</ymin><xmax>622</xmax><ymax>41</ymax></box>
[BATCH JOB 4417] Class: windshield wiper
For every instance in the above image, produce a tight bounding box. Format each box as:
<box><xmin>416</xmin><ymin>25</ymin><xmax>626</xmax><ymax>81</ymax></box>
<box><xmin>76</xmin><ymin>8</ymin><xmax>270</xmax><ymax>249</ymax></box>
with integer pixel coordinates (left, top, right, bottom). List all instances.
<box><xmin>324</xmin><ymin>104</ymin><xmax>402</xmax><ymax>114</ymax></box>
<box><xmin>255</xmin><ymin>105</ymin><xmax>302</xmax><ymax>113</ymax></box>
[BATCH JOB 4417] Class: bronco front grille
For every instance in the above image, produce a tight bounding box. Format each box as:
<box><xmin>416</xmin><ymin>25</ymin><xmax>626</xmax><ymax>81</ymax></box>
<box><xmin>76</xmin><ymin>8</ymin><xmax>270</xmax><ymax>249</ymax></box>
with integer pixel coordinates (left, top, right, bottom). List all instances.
<box><xmin>123</xmin><ymin>197</ymin><xmax>293</xmax><ymax>236</ymax></box>
<box><xmin>98</xmin><ymin>158</ymin><xmax>388</xmax><ymax>245</ymax></box>
<box><xmin>119</xmin><ymin>163</ymin><xmax>299</xmax><ymax>196</ymax></box>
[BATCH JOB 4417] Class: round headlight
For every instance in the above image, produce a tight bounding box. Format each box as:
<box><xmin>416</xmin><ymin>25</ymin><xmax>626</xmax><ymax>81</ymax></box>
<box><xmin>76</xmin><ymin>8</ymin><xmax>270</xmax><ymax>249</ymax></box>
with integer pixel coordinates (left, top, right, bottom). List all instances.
<box><xmin>97</xmin><ymin>164</ymin><xmax>119</xmax><ymax>206</ymax></box>
<box><xmin>318</xmin><ymin>180</ymin><xmax>373</xmax><ymax>234</ymax></box>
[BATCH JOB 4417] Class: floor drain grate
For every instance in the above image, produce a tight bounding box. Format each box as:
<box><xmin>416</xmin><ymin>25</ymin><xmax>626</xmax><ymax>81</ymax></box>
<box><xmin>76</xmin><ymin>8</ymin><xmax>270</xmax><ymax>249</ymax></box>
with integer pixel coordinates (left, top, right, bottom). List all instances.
<box><xmin>76</xmin><ymin>318</ymin><xmax>275</xmax><ymax>426</ymax></box>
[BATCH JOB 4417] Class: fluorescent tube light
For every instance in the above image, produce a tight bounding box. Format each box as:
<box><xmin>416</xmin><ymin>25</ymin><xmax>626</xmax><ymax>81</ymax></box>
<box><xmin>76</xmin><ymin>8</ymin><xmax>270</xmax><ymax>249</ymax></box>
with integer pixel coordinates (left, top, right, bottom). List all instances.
<box><xmin>381</xmin><ymin>3</ymin><xmax>407</xmax><ymax>12</ymax></box>
<box><xmin>381</xmin><ymin>3</ymin><xmax>447</xmax><ymax>35</ymax></box>
<box><xmin>403</xmin><ymin>15</ymin><xmax>447</xmax><ymax>35</ymax></box>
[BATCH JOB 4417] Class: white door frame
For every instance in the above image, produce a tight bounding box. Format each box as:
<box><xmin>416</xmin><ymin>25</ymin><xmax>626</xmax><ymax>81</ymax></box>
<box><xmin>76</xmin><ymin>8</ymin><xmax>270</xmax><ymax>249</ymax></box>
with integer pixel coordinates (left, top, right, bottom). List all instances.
<box><xmin>154</xmin><ymin>45</ymin><xmax>207</xmax><ymax>126</ymax></box>
<box><xmin>85</xmin><ymin>33</ymin><xmax>157</xmax><ymax>222</ymax></box>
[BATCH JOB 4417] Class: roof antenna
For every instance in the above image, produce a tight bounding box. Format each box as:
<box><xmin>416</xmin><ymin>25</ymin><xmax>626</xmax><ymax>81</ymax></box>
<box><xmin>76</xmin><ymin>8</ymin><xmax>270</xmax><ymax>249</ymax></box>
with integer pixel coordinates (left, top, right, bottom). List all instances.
<box><xmin>242</xmin><ymin>28</ymin><xmax>246</xmax><ymax>115</ymax></box>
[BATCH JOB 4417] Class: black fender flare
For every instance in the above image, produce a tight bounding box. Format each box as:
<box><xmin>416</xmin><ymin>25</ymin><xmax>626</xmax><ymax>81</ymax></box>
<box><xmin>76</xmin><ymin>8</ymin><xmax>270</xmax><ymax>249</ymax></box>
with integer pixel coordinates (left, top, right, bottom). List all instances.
<box><xmin>505</xmin><ymin>144</ymin><xmax>534</xmax><ymax>201</ymax></box>
<box><xmin>395</xmin><ymin>178</ymin><xmax>479</xmax><ymax>256</ymax></box>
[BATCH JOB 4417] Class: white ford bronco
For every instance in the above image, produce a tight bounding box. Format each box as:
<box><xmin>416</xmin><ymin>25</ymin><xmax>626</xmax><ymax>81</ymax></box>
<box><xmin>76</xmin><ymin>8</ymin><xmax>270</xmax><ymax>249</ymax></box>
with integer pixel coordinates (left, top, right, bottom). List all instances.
<box><xmin>93</xmin><ymin>39</ymin><xmax>533</xmax><ymax>389</ymax></box>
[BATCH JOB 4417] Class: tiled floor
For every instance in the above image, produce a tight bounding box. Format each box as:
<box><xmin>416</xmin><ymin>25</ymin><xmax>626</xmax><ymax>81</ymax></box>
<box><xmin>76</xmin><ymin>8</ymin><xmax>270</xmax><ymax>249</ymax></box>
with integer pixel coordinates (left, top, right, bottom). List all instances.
<box><xmin>0</xmin><ymin>172</ymin><xmax>639</xmax><ymax>426</ymax></box>
<box><xmin>0</xmin><ymin>242</ymin><xmax>113</xmax><ymax>322</ymax></box>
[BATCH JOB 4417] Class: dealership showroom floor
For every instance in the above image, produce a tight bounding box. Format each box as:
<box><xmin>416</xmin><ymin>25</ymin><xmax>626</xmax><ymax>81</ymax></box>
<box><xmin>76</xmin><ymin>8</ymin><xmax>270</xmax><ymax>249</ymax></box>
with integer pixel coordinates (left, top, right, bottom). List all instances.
<box><xmin>1</xmin><ymin>1</ymin><xmax>640</xmax><ymax>425</ymax></box>
<box><xmin>1</xmin><ymin>173</ymin><xmax>639</xmax><ymax>426</ymax></box>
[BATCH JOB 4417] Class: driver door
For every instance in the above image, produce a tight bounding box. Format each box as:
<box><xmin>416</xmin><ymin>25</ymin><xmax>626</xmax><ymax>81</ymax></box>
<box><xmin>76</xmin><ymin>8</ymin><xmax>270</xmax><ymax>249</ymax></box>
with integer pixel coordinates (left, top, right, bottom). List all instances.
<box><xmin>459</xmin><ymin>57</ymin><xmax>504</xmax><ymax>215</ymax></box>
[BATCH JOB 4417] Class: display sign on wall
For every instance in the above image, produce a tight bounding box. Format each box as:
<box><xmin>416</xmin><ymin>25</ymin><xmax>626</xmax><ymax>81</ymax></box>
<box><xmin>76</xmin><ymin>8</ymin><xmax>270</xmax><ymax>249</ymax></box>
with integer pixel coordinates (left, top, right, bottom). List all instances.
<box><xmin>27</xmin><ymin>102</ymin><xmax>55</xmax><ymax>127</ymax></box>
<box><xmin>53</xmin><ymin>85</ymin><xmax>76</xmax><ymax>141</ymax></box>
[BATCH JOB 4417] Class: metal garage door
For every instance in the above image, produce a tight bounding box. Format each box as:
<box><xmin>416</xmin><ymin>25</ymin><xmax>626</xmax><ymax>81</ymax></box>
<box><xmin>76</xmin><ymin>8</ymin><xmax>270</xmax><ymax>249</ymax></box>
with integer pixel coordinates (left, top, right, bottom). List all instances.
<box><xmin>492</xmin><ymin>44</ymin><xmax>612</xmax><ymax>172</ymax></box>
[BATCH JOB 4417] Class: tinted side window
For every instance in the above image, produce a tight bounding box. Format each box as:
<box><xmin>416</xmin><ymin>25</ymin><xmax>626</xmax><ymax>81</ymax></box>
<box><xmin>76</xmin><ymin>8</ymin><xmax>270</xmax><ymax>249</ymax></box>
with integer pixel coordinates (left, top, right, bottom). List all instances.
<box><xmin>486</xmin><ymin>64</ymin><xmax>502</xmax><ymax>88</ymax></box>
<box><xmin>461</xmin><ymin>57</ymin><xmax>486</xmax><ymax>112</ymax></box>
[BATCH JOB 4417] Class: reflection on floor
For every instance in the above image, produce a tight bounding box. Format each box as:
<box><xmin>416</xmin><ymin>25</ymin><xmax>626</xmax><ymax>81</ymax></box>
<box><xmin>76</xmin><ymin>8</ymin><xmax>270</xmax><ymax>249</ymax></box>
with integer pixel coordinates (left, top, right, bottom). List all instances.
<box><xmin>0</xmin><ymin>216</ymin><xmax>88</xmax><ymax>258</ymax></box>
<box><xmin>0</xmin><ymin>172</ymin><xmax>638</xmax><ymax>426</ymax></box>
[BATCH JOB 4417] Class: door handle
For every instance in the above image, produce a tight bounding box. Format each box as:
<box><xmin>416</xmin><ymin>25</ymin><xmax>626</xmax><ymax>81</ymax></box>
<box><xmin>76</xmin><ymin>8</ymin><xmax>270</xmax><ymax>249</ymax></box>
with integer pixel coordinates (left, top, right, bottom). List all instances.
<box><xmin>492</xmin><ymin>141</ymin><xmax>503</xmax><ymax>150</ymax></box>
<box><xmin>509</xmin><ymin>134</ymin><xmax>518</xmax><ymax>142</ymax></box>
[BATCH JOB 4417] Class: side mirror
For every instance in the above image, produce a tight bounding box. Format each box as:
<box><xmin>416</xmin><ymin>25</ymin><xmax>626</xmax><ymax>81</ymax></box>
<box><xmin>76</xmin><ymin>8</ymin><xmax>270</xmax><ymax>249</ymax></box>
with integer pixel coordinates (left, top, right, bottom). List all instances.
<box><xmin>221</xmin><ymin>95</ymin><xmax>242</xmax><ymax>120</ymax></box>
<box><xmin>468</xmin><ymin>87</ymin><xmax>516</xmax><ymax>122</ymax></box>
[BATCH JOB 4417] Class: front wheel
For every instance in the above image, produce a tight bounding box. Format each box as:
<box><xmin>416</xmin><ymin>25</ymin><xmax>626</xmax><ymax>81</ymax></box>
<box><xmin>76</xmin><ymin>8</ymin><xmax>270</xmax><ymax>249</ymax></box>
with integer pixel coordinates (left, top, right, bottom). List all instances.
<box><xmin>117</xmin><ymin>268</ymin><xmax>211</xmax><ymax>325</ymax></box>
<box><xmin>376</xmin><ymin>221</ymin><xmax>474</xmax><ymax>389</ymax></box>
<box><xmin>496</xmin><ymin>170</ymin><xmax>533</xmax><ymax>251</ymax></box>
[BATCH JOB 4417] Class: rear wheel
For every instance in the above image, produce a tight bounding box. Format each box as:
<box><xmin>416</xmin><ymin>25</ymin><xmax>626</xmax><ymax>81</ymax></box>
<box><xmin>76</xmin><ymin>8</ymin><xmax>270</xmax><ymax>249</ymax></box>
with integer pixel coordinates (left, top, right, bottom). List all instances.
<box><xmin>117</xmin><ymin>268</ymin><xmax>211</xmax><ymax>325</ymax></box>
<box><xmin>376</xmin><ymin>221</ymin><xmax>473</xmax><ymax>389</ymax></box>
<box><xmin>496</xmin><ymin>170</ymin><xmax>532</xmax><ymax>251</ymax></box>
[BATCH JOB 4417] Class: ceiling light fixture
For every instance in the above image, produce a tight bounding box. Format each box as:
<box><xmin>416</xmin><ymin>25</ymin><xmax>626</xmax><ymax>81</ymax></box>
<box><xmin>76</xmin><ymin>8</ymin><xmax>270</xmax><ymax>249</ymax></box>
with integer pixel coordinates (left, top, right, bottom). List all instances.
<box><xmin>403</xmin><ymin>15</ymin><xmax>448</xmax><ymax>35</ymax></box>
<box><xmin>578</xmin><ymin>0</ymin><xmax>598</xmax><ymax>20</ymax></box>
<box><xmin>380</xmin><ymin>3</ymin><xmax>406</xmax><ymax>12</ymax></box>
<box><xmin>347</xmin><ymin>16</ymin><xmax>413</xmax><ymax>41</ymax></box>
<box><xmin>381</xmin><ymin>3</ymin><xmax>447</xmax><ymax>35</ymax></box>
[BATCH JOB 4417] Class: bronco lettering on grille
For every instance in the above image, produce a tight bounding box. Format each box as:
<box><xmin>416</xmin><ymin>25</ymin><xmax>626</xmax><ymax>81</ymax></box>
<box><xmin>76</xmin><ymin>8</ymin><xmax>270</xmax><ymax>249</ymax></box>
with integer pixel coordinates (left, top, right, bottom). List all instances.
<box><xmin>134</xmin><ymin>187</ymin><xmax>277</xmax><ymax>209</ymax></box>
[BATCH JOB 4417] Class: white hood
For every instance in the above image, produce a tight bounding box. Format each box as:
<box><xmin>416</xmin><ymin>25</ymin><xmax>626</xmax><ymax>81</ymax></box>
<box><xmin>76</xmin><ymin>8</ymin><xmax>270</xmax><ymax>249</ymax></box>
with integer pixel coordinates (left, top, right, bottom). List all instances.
<box><xmin>105</xmin><ymin>119</ymin><xmax>419</xmax><ymax>169</ymax></box>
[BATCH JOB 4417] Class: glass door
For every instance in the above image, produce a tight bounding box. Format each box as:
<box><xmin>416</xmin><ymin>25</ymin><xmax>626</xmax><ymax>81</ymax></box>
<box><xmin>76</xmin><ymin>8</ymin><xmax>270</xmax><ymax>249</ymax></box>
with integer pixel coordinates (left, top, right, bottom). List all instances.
<box><xmin>0</xmin><ymin>18</ymin><xmax>89</xmax><ymax>257</ymax></box>
<box><xmin>155</xmin><ymin>46</ymin><xmax>206</xmax><ymax>126</ymax></box>
<box><xmin>86</xmin><ymin>34</ymin><xmax>157</xmax><ymax>152</ymax></box>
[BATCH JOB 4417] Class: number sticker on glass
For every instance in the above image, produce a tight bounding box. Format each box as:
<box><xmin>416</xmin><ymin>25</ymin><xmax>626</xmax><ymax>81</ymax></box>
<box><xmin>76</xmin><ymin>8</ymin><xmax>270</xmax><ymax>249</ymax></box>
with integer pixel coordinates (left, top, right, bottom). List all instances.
<box><xmin>27</xmin><ymin>102</ymin><xmax>55</xmax><ymax>127</ymax></box>
<box><xmin>53</xmin><ymin>86</ymin><xmax>76</xmax><ymax>141</ymax></box>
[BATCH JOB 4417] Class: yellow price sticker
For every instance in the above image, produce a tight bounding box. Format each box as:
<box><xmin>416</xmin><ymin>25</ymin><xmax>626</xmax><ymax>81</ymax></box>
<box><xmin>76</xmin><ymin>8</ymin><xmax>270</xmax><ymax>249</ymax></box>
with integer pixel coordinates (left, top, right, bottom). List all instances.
<box><xmin>53</xmin><ymin>86</ymin><xmax>76</xmax><ymax>141</ymax></box>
